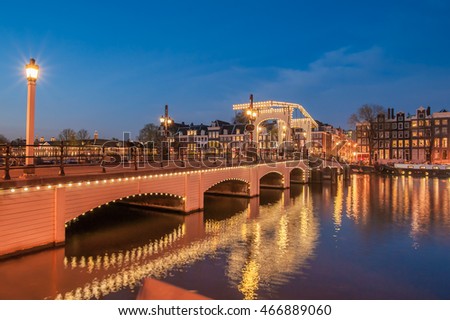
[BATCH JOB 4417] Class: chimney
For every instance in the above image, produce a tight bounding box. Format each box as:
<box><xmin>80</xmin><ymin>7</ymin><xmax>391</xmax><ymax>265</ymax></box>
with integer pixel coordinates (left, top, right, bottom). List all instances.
<box><xmin>391</xmin><ymin>108</ymin><xmax>394</xmax><ymax>119</ymax></box>
<box><xmin>387</xmin><ymin>108</ymin><xmax>391</xmax><ymax>120</ymax></box>
<box><xmin>426</xmin><ymin>106</ymin><xmax>431</xmax><ymax>116</ymax></box>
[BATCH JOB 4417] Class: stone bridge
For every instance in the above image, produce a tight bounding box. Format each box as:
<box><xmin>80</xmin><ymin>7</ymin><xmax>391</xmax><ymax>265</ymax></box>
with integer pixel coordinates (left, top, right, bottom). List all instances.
<box><xmin>0</xmin><ymin>161</ymin><xmax>312</xmax><ymax>257</ymax></box>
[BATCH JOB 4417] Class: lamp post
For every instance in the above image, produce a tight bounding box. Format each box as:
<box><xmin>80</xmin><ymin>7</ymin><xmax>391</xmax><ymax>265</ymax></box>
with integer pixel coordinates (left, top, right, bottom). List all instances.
<box><xmin>245</xmin><ymin>94</ymin><xmax>257</xmax><ymax>162</ymax></box>
<box><xmin>159</xmin><ymin>105</ymin><xmax>173</xmax><ymax>163</ymax></box>
<box><xmin>245</xmin><ymin>94</ymin><xmax>257</xmax><ymax>144</ymax></box>
<box><xmin>24</xmin><ymin>58</ymin><xmax>39</xmax><ymax>175</ymax></box>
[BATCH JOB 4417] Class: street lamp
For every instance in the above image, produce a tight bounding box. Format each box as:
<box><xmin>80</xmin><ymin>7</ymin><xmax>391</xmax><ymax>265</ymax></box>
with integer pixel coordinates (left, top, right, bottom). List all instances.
<box><xmin>160</xmin><ymin>105</ymin><xmax>173</xmax><ymax>162</ymax></box>
<box><xmin>245</xmin><ymin>94</ymin><xmax>258</xmax><ymax>162</ymax></box>
<box><xmin>24</xmin><ymin>58</ymin><xmax>39</xmax><ymax>174</ymax></box>
<box><xmin>245</xmin><ymin>94</ymin><xmax>257</xmax><ymax>144</ymax></box>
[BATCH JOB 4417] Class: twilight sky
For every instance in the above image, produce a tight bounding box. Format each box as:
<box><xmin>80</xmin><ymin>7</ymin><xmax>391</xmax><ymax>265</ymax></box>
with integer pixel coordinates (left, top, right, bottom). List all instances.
<box><xmin>1</xmin><ymin>0</ymin><xmax>449</xmax><ymax>140</ymax></box>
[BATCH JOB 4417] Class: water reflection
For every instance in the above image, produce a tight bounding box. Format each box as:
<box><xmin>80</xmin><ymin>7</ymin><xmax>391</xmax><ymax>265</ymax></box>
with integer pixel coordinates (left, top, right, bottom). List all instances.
<box><xmin>224</xmin><ymin>188</ymin><xmax>319</xmax><ymax>299</ymax></box>
<box><xmin>344</xmin><ymin>175</ymin><xmax>450</xmax><ymax>248</ymax></box>
<box><xmin>58</xmin><ymin>188</ymin><xmax>318</xmax><ymax>300</ymax></box>
<box><xmin>0</xmin><ymin>175</ymin><xmax>449</xmax><ymax>299</ymax></box>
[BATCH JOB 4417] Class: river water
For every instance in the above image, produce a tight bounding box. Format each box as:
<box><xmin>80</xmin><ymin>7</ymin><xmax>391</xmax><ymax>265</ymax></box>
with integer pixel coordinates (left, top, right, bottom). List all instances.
<box><xmin>0</xmin><ymin>174</ymin><xmax>449</xmax><ymax>299</ymax></box>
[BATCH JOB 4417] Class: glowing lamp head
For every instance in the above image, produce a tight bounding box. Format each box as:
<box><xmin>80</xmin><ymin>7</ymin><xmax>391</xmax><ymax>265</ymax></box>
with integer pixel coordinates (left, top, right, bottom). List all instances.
<box><xmin>167</xmin><ymin>119</ymin><xmax>172</xmax><ymax>124</ymax></box>
<box><xmin>160</xmin><ymin>117</ymin><xmax>165</xmax><ymax>123</ymax></box>
<box><xmin>252</xmin><ymin>112</ymin><xmax>257</xmax><ymax>118</ymax></box>
<box><xmin>246</xmin><ymin>110</ymin><xmax>252</xmax><ymax>116</ymax></box>
<box><xmin>25</xmin><ymin>58</ymin><xmax>39</xmax><ymax>81</ymax></box>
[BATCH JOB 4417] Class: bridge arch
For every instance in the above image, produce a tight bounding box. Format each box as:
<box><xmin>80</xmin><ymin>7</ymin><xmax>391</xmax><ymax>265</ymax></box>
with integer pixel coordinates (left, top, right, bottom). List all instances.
<box><xmin>290</xmin><ymin>167</ymin><xmax>307</xmax><ymax>184</ymax></box>
<box><xmin>259</xmin><ymin>171</ymin><xmax>285</xmax><ymax>189</ymax></box>
<box><xmin>204</xmin><ymin>178</ymin><xmax>250</xmax><ymax>197</ymax></box>
<box><xmin>65</xmin><ymin>190</ymin><xmax>186</xmax><ymax>224</ymax></box>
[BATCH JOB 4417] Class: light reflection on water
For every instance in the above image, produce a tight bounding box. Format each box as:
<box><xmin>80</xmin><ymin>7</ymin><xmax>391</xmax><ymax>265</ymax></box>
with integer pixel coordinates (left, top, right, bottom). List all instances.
<box><xmin>0</xmin><ymin>175</ymin><xmax>449</xmax><ymax>299</ymax></box>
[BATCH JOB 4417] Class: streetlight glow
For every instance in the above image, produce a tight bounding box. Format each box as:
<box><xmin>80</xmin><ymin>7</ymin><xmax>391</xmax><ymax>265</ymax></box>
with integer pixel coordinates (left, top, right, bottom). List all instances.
<box><xmin>25</xmin><ymin>58</ymin><xmax>39</xmax><ymax>81</ymax></box>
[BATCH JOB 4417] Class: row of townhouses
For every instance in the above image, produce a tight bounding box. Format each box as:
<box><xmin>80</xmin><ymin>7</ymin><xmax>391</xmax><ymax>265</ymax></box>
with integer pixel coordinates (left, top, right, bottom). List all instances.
<box><xmin>163</xmin><ymin>119</ymin><xmax>355</xmax><ymax>160</ymax></box>
<box><xmin>165</xmin><ymin>120</ymin><xmax>279</xmax><ymax>152</ymax></box>
<box><xmin>356</xmin><ymin>106</ymin><xmax>450</xmax><ymax>164</ymax></box>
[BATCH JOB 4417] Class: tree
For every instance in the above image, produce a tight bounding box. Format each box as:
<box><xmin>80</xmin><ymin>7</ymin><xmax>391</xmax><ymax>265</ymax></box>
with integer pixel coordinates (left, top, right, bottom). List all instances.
<box><xmin>137</xmin><ymin>123</ymin><xmax>164</xmax><ymax>157</ymax></box>
<box><xmin>76</xmin><ymin>129</ymin><xmax>90</xmax><ymax>143</ymax></box>
<box><xmin>232</xmin><ymin>111</ymin><xmax>248</xmax><ymax>124</ymax></box>
<box><xmin>348</xmin><ymin>104</ymin><xmax>385</xmax><ymax>165</ymax></box>
<box><xmin>58</xmin><ymin>128</ymin><xmax>77</xmax><ymax>144</ymax></box>
<box><xmin>0</xmin><ymin>134</ymin><xmax>9</xmax><ymax>144</ymax></box>
<box><xmin>137</xmin><ymin>123</ymin><xmax>162</xmax><ymax>142</ymax></box>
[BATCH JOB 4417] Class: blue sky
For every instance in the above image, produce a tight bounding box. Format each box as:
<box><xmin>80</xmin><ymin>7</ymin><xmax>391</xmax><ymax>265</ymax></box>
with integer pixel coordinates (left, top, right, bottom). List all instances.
<box><xmin>1</xmin><ymin>0</ymin><xmax>449</xmax><ymax>139</ymax></box>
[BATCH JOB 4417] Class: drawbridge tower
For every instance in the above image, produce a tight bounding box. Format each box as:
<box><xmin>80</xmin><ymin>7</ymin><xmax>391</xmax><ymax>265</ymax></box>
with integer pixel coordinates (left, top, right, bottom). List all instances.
<box><xmin>233</xmin><ymin>98</ymin><xmax>318</xmax><ymax>149</ymax></box>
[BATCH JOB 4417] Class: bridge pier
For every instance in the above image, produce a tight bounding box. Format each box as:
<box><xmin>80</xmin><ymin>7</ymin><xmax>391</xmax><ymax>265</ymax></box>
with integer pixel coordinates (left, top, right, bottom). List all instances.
<box><xmin>54</xmin><ymin>187</ymin><xmax>66</xmax><ymax>245</ymax></box>
<box><xmin>310</xmin><ymin>169</ymin><xmax>322</xmax><ymax>183</ymax></box>
<box><xmin>343</xmin><ymin>166</ymin><xmax>351</xmax><ymax>180</ymax></box>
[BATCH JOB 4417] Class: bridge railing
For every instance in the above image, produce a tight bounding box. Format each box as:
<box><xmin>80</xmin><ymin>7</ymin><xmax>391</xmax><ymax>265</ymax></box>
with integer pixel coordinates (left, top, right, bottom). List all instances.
<box><xmin>0</xmin><ymin>142</ymin><xmax>315</xmax><ymax>180</ymax></box>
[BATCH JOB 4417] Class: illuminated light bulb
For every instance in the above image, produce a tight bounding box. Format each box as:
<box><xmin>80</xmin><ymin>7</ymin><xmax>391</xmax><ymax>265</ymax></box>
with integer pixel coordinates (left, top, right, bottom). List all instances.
<box><xmin>36</xmin><ymin>186</ymin><xmax>41</xmax><ymax>190</ymax></box>
<box><xmin>11</xmin><ymin>188</ymin><xmax>15</xmax><ymax>193</ymax></box>
<box><xmin>87</xmin><ymin>181</ymin><xmax>91</xmax><ymax>185</ymax></box>
<box><xmin>78</xmin><ymin>182</ymin><xmax>82</xmax><ymax>186</ymax></box>
<box><xmin>95</xmin><ymin>181</ymin><xmax>99</xmax><ymax>184</ymax></box>
<box><xmin>23</xmin><ymin>187</ymin><xmax>29</xmax><ymax>191</ymax></box>
<box><xmin>58</xmin><ymin>184</ymin><xmax>63</xmax><ymax>188</ymax></box>
<box><xmin>47</xmin><ymin>185</ymin><xmax>52</xmax><ymax>189</ymax></box>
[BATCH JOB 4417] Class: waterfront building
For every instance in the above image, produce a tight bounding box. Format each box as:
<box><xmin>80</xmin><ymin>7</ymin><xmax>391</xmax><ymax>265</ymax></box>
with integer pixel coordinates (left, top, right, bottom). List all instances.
<box><xmin>409</xmin><ymin>107</ymin><xmax>432</xmax><ymax>163</ymax></box>
<box><xmin>359</xmin><ymin>106</ymin><xmax>450</xmax><ymax>164</ymax></box>
<box><xmin>355</xmin><ymin>121</ymin><xmax>370</xmax><ymax>162</ymax></box>
<box><xmin>207</xmin><ymin>120</ymin><xmax>231</xmax><ymax>148</ymax></box>
<box><xmin>387</xmin><ymin>110</ymin><xmax>411</xmax><ymax>162</ymax></box>
<box><xmin>174</xmin><ymin>123</ymin><xmax>209</xmax><ymax>152</ymax></box>
<box><xmin>431</xmin><ymin>109</ymin><xmax>450</xmax><ymax>163</ymax></box>
<box><xmin>373</xmin><ymin>109</ymin><xmax>412</xmax><ymax>163</ymax></box>
<box><xmin>310</xmin><ymin>131</ymin><xmax>332</xmax><ymax>158</ymax></box>
<box><xmin>170</xmin><ymin>120</ymin><xmax>247</xmax><ymax>155</ymax></box>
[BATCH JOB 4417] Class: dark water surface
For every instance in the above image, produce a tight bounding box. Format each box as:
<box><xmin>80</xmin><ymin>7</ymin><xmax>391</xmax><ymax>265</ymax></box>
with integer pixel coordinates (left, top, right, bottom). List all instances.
<box><xmin>0</xmin><ymin>175</ymin><xmax>449</xmax><ymax>299</ymax></box>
